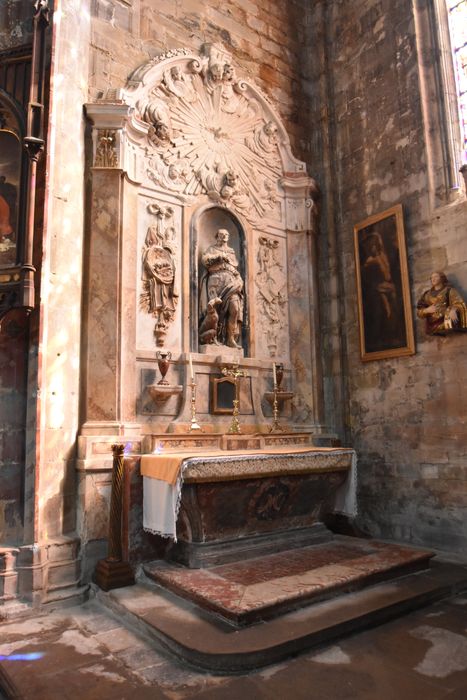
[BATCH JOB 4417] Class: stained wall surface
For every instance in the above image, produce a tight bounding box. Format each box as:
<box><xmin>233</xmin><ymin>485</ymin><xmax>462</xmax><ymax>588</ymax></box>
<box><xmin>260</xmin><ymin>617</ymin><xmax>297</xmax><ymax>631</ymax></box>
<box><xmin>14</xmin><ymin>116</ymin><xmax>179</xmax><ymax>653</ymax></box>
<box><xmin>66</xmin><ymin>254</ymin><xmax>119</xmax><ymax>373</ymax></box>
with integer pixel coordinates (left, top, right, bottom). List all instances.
<box><xmin>305</xmin><ymin>0</ymin><xmax>467</xmax><ymax>552</ymax></box>
<box><xmin>81</xmin><ymin>0</ymin><xmax>467</xmax><ymax>555</ymax></box>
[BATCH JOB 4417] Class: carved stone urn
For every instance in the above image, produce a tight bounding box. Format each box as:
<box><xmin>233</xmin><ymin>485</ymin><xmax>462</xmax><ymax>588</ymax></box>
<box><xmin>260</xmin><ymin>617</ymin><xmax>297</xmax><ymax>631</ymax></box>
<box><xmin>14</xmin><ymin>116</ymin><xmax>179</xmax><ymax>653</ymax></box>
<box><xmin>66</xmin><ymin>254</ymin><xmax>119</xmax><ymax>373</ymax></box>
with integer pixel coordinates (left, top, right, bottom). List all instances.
<box><xmin>148</xmin><ymin>350</ymin><xmax>183</xmax><ymax>404</ymax></box>
<box><xmin>156</xmin><ymin>350</ymin><xmax>171</xmax><ymax>385</ymax></box>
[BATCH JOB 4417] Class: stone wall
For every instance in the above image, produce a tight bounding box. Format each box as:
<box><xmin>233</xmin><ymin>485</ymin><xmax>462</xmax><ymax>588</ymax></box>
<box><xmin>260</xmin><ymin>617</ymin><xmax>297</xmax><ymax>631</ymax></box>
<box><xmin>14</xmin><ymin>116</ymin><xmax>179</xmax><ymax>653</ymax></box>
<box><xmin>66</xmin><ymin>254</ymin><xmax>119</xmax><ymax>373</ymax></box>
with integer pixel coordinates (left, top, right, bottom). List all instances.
<box><xmin>88</xmin><ymin>0</ymin><xmax>314</xmax><ymax>162</ymax></box>
<box><xmin>0</xmin><ymin>0</ymin><xmax>34</xmax><ymax>51</ymax></box>
<box><xmin>306</xmin><ymin>0</ymin><xmax>467</xmax><ymax>553</ymax></box>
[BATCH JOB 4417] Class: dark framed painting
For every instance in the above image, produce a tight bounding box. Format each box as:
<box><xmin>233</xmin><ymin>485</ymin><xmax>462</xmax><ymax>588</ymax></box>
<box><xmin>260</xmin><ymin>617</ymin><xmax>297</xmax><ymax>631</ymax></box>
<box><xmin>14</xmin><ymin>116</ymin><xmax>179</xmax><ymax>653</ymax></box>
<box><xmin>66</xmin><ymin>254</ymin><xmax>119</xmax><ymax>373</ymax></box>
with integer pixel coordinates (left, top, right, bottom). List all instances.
<box><xmin>0</xmin><ymin>127</ymin><xmax>21</xmax><ymax>267</ymax></box>
<box><xmin>0</xmin><ymin>92</ymin><xmax>24</xmax><ymax>269</ymax></box>
<box><xmin>353</xmin><ymin>204</ymin><xmax>415</xmax><ymax>361</ymax></box>
<box><xmin>210</xmin><ymin>376</ymin><xmax>236</xmax><ymax>414</ymax></box>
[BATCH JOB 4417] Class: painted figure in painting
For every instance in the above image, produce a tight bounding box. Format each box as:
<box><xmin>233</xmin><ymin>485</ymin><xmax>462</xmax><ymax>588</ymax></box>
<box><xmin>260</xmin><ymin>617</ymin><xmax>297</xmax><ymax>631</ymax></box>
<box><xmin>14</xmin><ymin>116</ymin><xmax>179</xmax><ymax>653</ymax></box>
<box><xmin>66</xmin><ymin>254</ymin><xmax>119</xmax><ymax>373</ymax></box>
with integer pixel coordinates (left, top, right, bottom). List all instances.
<box><xmin>0</xmin><ymin>125</ymin><xmax>21</xmax><ymax>264</ymax></box>
<box><xmin>200</xmin><ymin>228</ymin><xmax>244</xmax><ymax>348</ymax></box>
<box><xmin>0</xmin><ymin>175</ymin><xmax>16</xmax><ymax>240</ymax></box>
<box><xmin>416</xmin><ymin>271</ymin><xmax>467</xmax><ymax>335</ymax></box>
<box><xmin>360</xmin><ymin>229</ymin><xmax>407</xmax><ymax>351</ymax></box>
<box><xmin>362</xmin><ymin>232</ymin><xmax>396</xmax><ymax>320</ymax></box>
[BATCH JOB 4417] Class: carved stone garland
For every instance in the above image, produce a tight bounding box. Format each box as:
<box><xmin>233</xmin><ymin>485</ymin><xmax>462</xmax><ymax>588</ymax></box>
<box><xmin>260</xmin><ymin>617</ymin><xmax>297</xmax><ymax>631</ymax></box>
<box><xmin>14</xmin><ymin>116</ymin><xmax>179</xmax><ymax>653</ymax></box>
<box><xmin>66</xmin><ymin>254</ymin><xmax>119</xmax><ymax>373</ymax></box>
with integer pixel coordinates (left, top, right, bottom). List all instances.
<box><xmin>255</xmin><ymin>236</ymin><xmax>287</xmax><ymax>357</ymax></box>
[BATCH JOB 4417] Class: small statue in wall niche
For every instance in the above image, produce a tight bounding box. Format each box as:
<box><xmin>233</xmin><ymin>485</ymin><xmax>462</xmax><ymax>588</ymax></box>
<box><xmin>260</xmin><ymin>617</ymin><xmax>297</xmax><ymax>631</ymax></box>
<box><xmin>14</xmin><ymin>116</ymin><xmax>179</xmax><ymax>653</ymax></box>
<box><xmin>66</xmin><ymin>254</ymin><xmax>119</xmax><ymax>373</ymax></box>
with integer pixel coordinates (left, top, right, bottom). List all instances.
<box><xmin>140</xmin><ymin>204</ymin><xmax>179</xmax><ymax>346</ymax></box>
<box><xmin>416</xmin><ymin>271</ymin><xmax>467</xmax><ymax>335</ymax></box>
<box><xmin>200</xmin><ymin>229</ymin><xmax>244</xmax><ymax>349</ymax></box>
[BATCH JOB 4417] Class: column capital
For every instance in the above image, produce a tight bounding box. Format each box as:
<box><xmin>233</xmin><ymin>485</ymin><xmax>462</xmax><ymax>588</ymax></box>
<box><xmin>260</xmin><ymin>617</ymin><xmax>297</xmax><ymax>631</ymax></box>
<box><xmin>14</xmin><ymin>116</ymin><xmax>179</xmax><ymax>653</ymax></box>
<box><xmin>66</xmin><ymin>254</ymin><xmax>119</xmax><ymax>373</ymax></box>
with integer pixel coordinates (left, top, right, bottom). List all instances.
<box><xmin>280</xmin><ymin>174</ymin><xmax>320</xmax><ymax>234</ymax></box>
<box><xmin>85</xmin><ymin>99</ymin><xmax>132</xmax><ymax>169</ymax></box>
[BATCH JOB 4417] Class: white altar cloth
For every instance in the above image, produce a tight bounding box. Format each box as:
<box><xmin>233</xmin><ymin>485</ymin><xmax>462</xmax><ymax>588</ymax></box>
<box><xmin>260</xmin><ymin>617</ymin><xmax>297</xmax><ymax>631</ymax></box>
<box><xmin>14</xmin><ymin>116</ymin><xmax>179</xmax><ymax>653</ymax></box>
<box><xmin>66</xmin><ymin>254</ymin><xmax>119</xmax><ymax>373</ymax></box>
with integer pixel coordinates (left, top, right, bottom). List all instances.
<box><xmin>142</xmin><ymin>448</ymin><xmax>357</xmax><ymax>541</ymax></box>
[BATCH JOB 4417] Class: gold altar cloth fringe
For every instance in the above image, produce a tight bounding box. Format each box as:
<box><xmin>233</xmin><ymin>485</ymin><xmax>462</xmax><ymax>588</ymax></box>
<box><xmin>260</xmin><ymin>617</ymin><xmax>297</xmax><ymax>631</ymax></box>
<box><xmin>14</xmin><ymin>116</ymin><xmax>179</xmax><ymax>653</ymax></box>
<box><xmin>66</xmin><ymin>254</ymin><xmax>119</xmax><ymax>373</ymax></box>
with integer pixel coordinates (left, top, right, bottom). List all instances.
<box><xmin>141</xmin><ymin>447</ymin><xmax>346</xmax><ymax>485</ymax></box>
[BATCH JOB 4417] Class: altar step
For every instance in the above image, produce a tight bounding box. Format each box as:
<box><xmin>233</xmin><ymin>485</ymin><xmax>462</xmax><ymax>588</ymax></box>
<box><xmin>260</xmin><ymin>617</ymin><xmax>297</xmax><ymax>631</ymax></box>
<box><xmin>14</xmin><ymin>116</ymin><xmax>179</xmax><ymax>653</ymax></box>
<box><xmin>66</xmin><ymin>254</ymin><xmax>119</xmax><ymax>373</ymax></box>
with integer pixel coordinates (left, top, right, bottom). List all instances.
<box><xmin>96</xmin><ymin>554</ymin><xmax>467</xmax><ymax>673</ymax></box>
<box><xmin>94</xmin><ymin>536</ymin><xmax>467</xmax><ymax>673</ymax></box>
<box><xmin>143</xmin><ymin>536</ymin><xmax>434</xmax><ymax>626</ymax></box>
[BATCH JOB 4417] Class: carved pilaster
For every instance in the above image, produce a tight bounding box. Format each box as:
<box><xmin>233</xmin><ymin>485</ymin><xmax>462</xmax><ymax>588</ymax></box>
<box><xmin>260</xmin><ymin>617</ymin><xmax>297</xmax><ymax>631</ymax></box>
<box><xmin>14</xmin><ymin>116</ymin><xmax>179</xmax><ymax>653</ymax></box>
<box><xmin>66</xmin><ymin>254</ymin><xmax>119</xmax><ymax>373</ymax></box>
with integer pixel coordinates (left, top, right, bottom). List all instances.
<box><xmin>94</xmin><ymin>130</ymin><xmax>118</xmax><ymax>167</ymax></box>
<box><xmin>82</xmin><ymin>101</ymin><xmax>139</xmax><ymax>439</ymax></box>
<box><xmin>281</xmin><ymin>175</ymin><xmax>327</xmax><ymax>434</ymax></box>
<box><xmin>255</xmin><ymin>235</ymin><xmax>288</xmax><ymax>358</ymax></box>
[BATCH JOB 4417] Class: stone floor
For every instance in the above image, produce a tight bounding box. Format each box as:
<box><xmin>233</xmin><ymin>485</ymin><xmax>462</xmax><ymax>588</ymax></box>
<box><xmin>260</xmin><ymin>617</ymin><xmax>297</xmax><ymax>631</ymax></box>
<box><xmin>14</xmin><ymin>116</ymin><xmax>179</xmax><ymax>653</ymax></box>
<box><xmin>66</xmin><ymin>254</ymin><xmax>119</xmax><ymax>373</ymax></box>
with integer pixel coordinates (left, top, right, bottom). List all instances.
<box><xmin>1</xmin><ymin>590</ymin><xmax>467</xmax><ymax>699</ymax></box>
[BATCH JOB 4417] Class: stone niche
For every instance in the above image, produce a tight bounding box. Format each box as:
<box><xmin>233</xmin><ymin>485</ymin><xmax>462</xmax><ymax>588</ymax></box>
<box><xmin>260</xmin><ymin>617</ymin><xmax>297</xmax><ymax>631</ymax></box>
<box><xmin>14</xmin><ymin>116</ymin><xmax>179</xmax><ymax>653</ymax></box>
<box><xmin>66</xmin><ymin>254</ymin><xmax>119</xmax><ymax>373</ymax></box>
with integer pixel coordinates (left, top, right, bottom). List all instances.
<box><xmin>79</xmin><ymin>43</ymin><xmax>328</xmax><ymax>473</ymax></box>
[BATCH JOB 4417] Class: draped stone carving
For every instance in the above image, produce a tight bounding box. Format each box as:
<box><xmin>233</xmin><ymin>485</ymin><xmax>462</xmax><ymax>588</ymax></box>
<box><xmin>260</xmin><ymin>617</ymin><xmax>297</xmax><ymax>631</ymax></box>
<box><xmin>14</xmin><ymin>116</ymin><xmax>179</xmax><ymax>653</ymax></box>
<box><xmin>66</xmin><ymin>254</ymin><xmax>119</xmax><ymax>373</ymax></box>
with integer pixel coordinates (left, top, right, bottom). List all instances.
<box><xmin>140</xmin><ymin>203</ymin><xmax>179</xmax><ymax>346</ymax></box>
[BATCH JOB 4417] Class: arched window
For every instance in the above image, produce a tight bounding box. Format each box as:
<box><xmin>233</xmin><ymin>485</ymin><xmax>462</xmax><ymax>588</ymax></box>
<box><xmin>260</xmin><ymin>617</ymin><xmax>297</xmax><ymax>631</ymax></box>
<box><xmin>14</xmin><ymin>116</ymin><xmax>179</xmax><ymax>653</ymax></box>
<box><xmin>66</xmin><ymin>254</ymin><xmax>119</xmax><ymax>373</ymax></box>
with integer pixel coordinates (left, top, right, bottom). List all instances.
<box><xmin>446</xmin><ymin>0</ymin><xmax>467</xmax><ymax>164</ymax></box>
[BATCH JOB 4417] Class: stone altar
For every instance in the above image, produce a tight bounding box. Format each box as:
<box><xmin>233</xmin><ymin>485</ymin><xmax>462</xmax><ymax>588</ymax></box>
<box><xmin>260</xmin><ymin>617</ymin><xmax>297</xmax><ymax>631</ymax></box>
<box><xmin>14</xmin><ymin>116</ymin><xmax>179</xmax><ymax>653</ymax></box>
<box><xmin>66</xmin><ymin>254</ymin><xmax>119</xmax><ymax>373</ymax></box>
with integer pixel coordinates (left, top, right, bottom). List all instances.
<box><xmin>79</xmin><ymin>43</ymin><xmax>336</xmax><ymax>580</ymax></box>
<box><xmin>159</xmin><ymin>447</ymin><xmax>355</xmax><ymax>568</ymax></box>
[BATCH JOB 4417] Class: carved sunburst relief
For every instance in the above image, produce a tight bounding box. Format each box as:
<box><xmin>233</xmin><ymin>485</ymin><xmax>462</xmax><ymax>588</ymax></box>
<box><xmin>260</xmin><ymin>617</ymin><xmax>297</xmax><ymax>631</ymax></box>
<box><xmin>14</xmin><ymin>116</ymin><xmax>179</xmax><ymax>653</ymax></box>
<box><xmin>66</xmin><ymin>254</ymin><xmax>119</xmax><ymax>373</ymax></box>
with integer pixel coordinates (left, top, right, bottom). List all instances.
<box><xmin>123</xmin><ymin>44</ymin><xmax>302</xmax><ymax>225</ymax></box>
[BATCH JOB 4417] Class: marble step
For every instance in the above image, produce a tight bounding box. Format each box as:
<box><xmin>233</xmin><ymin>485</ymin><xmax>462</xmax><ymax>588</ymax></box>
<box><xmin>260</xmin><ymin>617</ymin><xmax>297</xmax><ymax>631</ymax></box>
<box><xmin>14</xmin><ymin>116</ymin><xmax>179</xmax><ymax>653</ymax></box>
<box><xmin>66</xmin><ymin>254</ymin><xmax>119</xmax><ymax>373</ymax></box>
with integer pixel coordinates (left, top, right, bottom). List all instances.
<box><xmin>143</xmin><ymin>536</ymin><xmax>434</xmax><ymax>626</ymax></box>
<box><xmin>96</xmin><ymin>558</ymin><xmax>467</xmax><ymax>673</ymax></box>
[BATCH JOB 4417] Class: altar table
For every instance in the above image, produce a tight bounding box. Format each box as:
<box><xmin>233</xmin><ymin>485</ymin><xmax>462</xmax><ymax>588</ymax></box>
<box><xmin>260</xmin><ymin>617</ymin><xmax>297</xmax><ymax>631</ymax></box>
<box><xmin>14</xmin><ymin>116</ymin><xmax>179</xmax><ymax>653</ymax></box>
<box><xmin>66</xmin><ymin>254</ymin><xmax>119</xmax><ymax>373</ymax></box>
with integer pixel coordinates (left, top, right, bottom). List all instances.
<box><xmin>141</xmin><ymin>447</ymin><xmax>356</xmax><ymax>541</ymax></box>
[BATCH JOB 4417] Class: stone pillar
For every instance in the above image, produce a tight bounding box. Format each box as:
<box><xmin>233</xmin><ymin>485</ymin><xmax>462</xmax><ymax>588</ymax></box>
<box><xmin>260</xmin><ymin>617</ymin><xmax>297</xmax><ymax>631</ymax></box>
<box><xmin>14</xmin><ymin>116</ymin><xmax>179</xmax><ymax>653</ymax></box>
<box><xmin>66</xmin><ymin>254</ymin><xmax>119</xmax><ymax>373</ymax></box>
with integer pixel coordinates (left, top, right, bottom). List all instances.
<box><xmin>81</xmin><ymin>102</ymin><xmax>141</xmax><ymax>451</ymax></box>
<box><xmin>282</xmin><ymin>175</ymin><xmax>330</xmax><ymax>438</ymax></box>
<box><xmin>77</xmin><ymin>102</ymin><xmax>141</xmax><ymax>576</ymax></box>
<box><xmin>16</xmin><ymin>0</ymin><xmax>94</xmax><ymax>607</ymax></box>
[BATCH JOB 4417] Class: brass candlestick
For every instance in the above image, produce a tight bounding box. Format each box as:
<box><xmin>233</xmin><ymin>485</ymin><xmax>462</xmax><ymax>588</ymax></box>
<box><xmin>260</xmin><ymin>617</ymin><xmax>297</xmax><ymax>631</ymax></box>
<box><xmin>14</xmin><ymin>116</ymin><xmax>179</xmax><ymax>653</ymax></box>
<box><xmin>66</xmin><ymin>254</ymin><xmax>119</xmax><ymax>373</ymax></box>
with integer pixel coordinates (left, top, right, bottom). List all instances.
<box><xmin>188</xmin><ymin>381</ymin><xmax>203</xmax><ymax>432</ymax></box>
<box><xmin>222</xmin><ymin>363</ymin><xmax>247</xmax><ymax>434</ymax></box>
<box><xmin>269</xmin><ymin>364</ymin><xmax>285</xmax><ymax>433</ymax></box>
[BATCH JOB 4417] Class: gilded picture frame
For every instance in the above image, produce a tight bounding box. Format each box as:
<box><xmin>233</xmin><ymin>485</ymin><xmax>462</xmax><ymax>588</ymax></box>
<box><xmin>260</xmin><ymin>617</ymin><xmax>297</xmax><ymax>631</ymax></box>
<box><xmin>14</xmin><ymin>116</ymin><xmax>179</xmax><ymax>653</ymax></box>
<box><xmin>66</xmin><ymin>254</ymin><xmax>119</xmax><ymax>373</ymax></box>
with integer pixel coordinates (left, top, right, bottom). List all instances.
<box><xmin>210</xmin><ymin>375</ymin><xmax>236</xmax><ymax>414</ymax></box>
<box><xmin>353</xmin><ymin>204</ymin><xmax>415</xmax><ymax>361</ymax></box>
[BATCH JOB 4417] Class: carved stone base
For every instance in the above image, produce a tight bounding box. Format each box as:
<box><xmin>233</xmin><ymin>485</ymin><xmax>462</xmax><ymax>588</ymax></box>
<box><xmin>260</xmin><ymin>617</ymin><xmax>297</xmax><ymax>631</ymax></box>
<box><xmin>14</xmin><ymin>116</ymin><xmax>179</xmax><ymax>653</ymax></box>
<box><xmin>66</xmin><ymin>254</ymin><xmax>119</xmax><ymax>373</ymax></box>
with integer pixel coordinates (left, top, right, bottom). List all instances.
<box><xmin>94</xmin><ymin>558</ymin><xmax>135</xmax><ymax>592</ymax></box>
<box><xmin>168</xmin><ymin>524</ymin><xmax>332</xmax><ymax>568</ymax></box>
<box><xmin>199</xmin><ymin>344</ymin><xmax>245</xmax><ymax>358</ymax></box>
<box><xmin>0</xmin><ymin>538</ymin><xmax>87</xmax><ymax>611</ymax></box>
<box><xmin>143</xmin><ymin>431</ymin><xmax>314</xmax><ymax>452</ymax></box>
